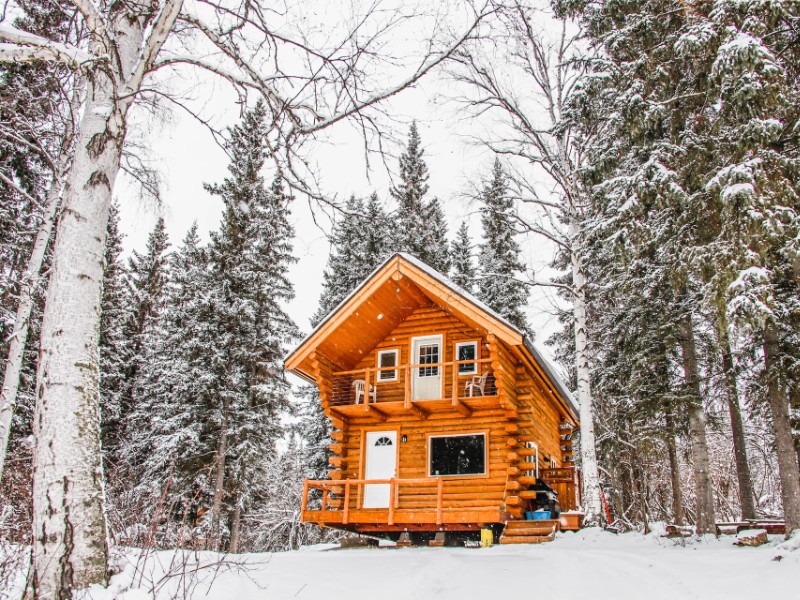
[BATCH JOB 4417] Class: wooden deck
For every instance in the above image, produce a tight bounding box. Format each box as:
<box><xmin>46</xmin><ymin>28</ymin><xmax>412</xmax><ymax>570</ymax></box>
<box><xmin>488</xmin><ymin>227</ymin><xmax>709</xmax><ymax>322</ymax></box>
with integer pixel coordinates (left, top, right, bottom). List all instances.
<box><xmin>301</xmin><ymin>475</ymin><xmax>582</xmax><ymax>536</ymax></box>
<box><xmin>328</xmin><ymin>394</ymin><xmax>507</xmax><ymax>422</ymax></box>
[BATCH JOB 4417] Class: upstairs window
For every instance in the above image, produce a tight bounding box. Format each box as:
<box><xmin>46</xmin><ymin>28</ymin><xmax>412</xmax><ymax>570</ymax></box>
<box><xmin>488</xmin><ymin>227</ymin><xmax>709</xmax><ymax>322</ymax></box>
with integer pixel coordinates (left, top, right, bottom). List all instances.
<box><xmin>429</xmin><ymin>433</ymin><xmax>486</xmax><ymax>477</ymax></box>
<box><xmin>377</xmin><ymin>349</ymin><xmax>399</xmax><ymax>382</ymax></box>
<box><xmin>455</xmin><ymin>341</ymin><xmax>478</xmax><ymax>375</ymax></box>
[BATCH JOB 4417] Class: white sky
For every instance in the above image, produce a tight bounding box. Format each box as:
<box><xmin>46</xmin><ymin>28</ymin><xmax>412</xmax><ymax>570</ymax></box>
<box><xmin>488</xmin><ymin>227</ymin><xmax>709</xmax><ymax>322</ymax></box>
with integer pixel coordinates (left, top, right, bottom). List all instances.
<box><xmin>115</xmin><ymin>34</ymin><xmax>566</xmax><ymax>369</ymax></box>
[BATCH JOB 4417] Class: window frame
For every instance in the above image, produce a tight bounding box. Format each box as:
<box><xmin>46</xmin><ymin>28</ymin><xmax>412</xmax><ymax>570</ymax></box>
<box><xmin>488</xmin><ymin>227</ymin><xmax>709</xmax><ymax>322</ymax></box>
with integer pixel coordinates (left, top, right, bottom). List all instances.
<box><xmin>525</xmin><ymin>441</ymin><xmax>539</xmax><ymax>479</ymax></box>
<box><xmin>376</xmin><ymin>348</ymin><xmax>399</xmax><ymax>382</ymax></box>
<box><xmin>454</xmin><ymin>340</ymin><xmax>479</xmax><ymax>375</ymax></box>
<box><xmin>427</xmin><ymin>431</ymin><xmax>489</xmax><ymax>479</ymax></box>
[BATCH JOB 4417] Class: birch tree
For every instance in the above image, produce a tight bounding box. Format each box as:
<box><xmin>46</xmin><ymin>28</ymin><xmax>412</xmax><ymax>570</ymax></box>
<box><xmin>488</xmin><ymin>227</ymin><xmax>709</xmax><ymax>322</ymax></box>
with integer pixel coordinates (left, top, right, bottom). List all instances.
<box><xmin>450</xmin><ymin>1</ymin><xmax>604</xmax><ymax>524</ymax></box>
<box><xmin>0</xmin><ymin>0</ymin><xmax>494</xmax><ymax>595</ymax></box>
<box><xmin>0</xmin><ymin>0</ymin><xmax>82</xmax><ymax>484</ymax></box>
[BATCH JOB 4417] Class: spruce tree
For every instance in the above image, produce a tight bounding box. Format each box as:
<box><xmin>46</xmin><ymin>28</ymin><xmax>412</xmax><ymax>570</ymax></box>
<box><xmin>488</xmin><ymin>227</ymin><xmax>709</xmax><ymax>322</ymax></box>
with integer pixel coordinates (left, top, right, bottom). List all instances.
<box><xmin>203</xmin><ymin>102</ymin><xmax>299</xmax><ymax>550</ymax></box>
<box><xmin>476</xmin><ymin>159</ymin><xmax>529</xmax><ymax>333</ymax></box>
<box><xmin>124</xmin><ymin>223</ymin><xmax>215</xmax><ymax>532</ymax></box>
<box><xmin>99</xmin><ymin>202</ymin><xmax>132</xmax><ymax>466</ymax></box>
<box><xmin>390</xmin><ymin>122</ymin><xmax>449</xmax><ymax>271</ymax></box>
<box><xmin>450</xmin><ymin>221</ymin><xmax>476</xmax><ymax>293</ymax></box>
<box><xmin>124</xmin><ymin>217</ymin><xmax>171</xmax><ymax>414</ymax></box>
<box><xmin>312</xmin><ymin>192</ymin><xmax>390</xmax><ymax>326</ymax></box>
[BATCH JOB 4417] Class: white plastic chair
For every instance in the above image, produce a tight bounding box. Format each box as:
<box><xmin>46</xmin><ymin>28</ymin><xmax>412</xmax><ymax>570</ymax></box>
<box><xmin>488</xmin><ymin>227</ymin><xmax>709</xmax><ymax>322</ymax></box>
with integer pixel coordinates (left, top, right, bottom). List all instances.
<box><xmin>352</xmin><ymin>379</ymin><xmax>377</xmax><ymax>404</ymax></box>
<box><xmin>464</xmin><ymin>371</ymin><xmax>491</xmax><ymax>397</ymax></box>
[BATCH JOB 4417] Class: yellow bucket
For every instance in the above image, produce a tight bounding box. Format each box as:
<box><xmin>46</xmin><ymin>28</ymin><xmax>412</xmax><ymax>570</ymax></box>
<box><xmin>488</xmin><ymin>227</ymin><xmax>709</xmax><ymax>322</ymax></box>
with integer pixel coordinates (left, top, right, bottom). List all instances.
<box><xmin>480</xmin><ymin>528</ymin><xmax>493</xmax><ymax>547</ymax></box>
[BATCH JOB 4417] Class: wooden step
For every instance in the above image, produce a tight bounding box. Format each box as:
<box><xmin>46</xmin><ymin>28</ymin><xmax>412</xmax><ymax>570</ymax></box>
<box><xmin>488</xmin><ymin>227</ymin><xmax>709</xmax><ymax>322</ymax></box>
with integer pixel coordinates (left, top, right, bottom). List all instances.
<box><xmin>499</xmin><ymin>534</ymin><xmax>554</xmax><ymax>544</ymax></box>
<box><xmin>501</xmin><ymin>520</ymin><xmax>559</xmax><ymax>542</ymax></box>
<box><xmin>505</xmin><ymin>519</ymin><xmax>559</xmax><ymax>533</ymax></box>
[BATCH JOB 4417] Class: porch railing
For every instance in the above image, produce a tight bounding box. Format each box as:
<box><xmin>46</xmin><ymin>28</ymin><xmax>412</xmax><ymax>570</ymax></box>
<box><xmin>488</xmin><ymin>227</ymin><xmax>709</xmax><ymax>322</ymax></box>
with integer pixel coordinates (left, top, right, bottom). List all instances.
<box><xmin>329</xmin><ymin>358</ymin><xmax>496</xmax><ymax>406</ymax></box>
<box><xmin>302</xmin><ymin>477</ymin><xmax>445</xmax><ymax>525</ymax></box>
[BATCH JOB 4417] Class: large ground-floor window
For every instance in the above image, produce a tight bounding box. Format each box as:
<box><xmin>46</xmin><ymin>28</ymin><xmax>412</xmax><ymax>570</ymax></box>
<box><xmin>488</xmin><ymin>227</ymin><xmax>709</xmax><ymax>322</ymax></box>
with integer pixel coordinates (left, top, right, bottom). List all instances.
<box><xmin>428</xmin><ymin>433</ymin><xmax>486</xmax><ymax>476</ymax></box>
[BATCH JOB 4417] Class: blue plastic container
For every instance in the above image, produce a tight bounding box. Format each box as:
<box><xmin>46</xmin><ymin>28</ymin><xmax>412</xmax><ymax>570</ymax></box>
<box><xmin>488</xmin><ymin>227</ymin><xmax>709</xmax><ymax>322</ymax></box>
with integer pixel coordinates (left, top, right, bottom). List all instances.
<box><xmin>525</xmin><ymin>511</ymin><xmax>535</xmax><ymax>520</ymax></box>
<box><xmin>533</xmin><ymin>510</ymin><xmax>551</xmax><ymax>520</ymax></box>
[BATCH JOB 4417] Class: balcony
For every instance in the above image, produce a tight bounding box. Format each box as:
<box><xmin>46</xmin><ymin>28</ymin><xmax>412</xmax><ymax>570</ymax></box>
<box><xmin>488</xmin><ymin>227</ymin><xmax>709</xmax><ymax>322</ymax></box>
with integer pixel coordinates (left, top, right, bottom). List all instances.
<box><xmin>326</xmin><ymin>357</ymin><xmax>506</xmax><ymax>421</ymax></box>
<box><xmin>301</xmin><ymin>477</ymin><xmax>503</xmax><ymax>531</ymax></box>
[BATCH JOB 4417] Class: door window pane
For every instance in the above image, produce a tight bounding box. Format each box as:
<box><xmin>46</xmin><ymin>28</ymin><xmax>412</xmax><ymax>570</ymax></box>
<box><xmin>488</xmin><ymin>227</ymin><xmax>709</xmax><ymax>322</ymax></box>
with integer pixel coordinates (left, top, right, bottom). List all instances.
<box><xmin>418</xmin><ymin>343</ymin><xmax>439</xmax><ymax>377</ymax></box>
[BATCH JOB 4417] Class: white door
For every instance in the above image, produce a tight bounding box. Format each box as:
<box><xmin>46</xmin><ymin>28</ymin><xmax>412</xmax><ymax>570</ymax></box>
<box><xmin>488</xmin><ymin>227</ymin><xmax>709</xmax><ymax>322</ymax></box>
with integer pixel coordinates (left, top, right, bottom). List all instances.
<box><xmin>411</xmin><ymin>335</ymin><xmax>443</xmax><ymax>400</ymax></box>
<box><xmin>363</xmin><ymin>431</ymin><xmax>397</xmax><ymax>508</ymax></box>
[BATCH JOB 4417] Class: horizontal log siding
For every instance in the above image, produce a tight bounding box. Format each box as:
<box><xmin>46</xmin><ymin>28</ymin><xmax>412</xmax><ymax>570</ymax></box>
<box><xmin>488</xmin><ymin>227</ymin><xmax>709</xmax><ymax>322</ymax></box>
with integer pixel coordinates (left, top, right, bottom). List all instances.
<box><xmin>337</xmin><ymin>410</ymin><xmax>510</xmax><ymax>513</ymax></box>
<box><xmin>350</xmin><ymin>306</ymin><xmax>488</xmax><ymax>404</ymax></box>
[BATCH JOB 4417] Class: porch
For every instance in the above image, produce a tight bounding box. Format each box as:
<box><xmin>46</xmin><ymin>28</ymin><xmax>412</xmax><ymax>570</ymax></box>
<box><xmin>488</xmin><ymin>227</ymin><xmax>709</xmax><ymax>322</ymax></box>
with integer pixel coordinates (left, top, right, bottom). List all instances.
<box><xmin>301</xmin><ymin>477</ymin><xmax>503</xmax><ymax>533</ymax></box>
<box><xmin>301</xmin><ymin>467</ymin><xmax>582</xmax><ymax>534</ymax></box>
<box><xmin>327</xmin><ymin>357</ymin><xmax>505</xmax><ymax>421</ymax></box>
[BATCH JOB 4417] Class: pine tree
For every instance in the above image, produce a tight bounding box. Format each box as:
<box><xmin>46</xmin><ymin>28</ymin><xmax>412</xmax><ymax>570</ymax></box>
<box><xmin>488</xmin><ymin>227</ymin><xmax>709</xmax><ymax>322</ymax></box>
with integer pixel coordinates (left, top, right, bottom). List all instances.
<box><xmin>99</xmin><ymin>201</ymin><xmax>132</xmax><ymax>467</ymax></box>
<box><xmin>125</xmin><ymin>217</ymin><xmax>170</xmax><ymax>408</ymax></box>
<box><xmin>476</xmin><ymin>159</ymin><xmax>529</xmax><ymax>332</ymax></box>
<box><xmin>123</xmin><ymin>223</ymin><xmax>215</xmax><ymax>535</ymax></box>
<box><xmin>423</xmin><ymin>197</ymin><xmax>451</xmax><ymax>273</ymax></box>
<box><xmin>450</xmin><ymin>221</ymin><xmax>476</xmax><ymax>293</ymax></box>
<box><xmin>203</xmin><ymin>102</ymin><xmax>299</xmax><ymax>550</ymax></box>
<box><xmin>312</xmin><ymin>192</ymin><xmax>390</xmax><ymax>326</ymax></box>
<box><xmin>390</xmin><ymin>122</ymin><xmax>449</xmax><ymax>271</ymax></box>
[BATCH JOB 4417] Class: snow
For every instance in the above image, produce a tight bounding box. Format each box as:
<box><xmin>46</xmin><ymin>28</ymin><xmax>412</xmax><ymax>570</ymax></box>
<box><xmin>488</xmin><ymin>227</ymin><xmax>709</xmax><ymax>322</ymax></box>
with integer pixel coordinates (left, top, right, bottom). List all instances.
<box><xmin>9</xmin><ymin>528</ymin><xmax>794</xmax><ymax>600</ymax></box>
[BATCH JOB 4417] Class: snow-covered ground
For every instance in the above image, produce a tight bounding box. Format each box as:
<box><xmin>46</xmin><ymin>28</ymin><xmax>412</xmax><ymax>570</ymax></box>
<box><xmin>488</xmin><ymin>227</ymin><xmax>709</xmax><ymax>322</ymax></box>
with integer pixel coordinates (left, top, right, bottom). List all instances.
<box><xmin>7</xmin><ymin>527</ymin><xmax>799</xmax><ymax>599</ymax></box>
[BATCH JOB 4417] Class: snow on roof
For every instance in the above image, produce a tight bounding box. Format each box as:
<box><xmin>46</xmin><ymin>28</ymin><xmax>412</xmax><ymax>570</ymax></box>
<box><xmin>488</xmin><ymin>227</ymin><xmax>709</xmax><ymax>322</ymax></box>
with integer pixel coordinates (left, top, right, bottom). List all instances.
<box><xmin>286</xmin><ymin>252</ymin><xmax>578</xmax><ymax>418</ymax></box>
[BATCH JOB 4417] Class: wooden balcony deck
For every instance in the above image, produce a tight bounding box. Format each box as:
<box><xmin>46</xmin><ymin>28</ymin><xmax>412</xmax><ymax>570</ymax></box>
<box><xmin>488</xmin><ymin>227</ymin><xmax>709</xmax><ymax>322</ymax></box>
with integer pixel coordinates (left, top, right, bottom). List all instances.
<box><xmin>328</xmin><ymin>394</ymin><xmax>508</xmax><ymax>422</ymax></box>
<box><xmin>301</xmin><ymin>478</ymin><xmax>504</xmax><ymax>533</ymax></box>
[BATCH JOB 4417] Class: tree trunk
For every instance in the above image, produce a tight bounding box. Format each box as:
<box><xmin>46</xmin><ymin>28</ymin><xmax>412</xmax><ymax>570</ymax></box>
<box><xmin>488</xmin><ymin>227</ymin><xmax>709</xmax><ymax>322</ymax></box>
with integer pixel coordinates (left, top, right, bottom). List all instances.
<box><xmin>763</xmin><ymin>324</ymin><xmax>800</xmax><ymax>537</ymax></box>
<box><xmin>790</xmin><ymin>383</ymin><xmax>800</xmax><ymax>470</ymax></box>
<box><xmin>209</xmin><ymin>396</ymin><xmax>229</xmax><ymax>551</ymax></box>
<box><xmin>664</xmin><ymin>412</ymin><xmax>684</xmax><ymax>525</ymax></box>
<box><xmin>229</xmin><ymin>500</ymin><xmax>241</xmax><ymax>554</ymax></box>
<box><xmin>718</xmin><ymin>323</ymin><xmax>756</xmax><ymax>520</ymax></box>
<box><xmin>569</xmin><ymin>216</ymin><xmax>603</xmax><ymax>525</ymax></box>
<box><xmin>0</xmin><ymin>170</ymin><xmax>65</xmax><ymax>484</ymax></box>
<box><xmin>27</xmin><ymin>75</ymin><xmax>125</xmax><ymax>597</ymax></box>
<box><xmin>677</xmin><ymin>312</ymin><xmax>717</xmax><ymax>535</ymax></box>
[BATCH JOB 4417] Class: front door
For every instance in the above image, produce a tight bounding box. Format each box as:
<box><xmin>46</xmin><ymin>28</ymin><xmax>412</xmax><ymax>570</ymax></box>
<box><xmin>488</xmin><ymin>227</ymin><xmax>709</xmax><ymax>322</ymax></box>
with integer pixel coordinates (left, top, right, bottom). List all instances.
<box><xmin>411</xmin><ymin>335</ymin><xmax>443</xmax><ymax>400</ymax></box>
<box><xmin>363</xmin><ymin>430</ymin><xmax>397</xmax><ymax>508</ymax></box>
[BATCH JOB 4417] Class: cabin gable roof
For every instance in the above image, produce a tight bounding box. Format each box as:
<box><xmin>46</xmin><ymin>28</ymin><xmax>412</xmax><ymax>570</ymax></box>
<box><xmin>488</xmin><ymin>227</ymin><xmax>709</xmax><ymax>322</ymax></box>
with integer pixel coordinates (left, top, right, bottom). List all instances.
<box><xmin>285</xmin><ymin>253</ymin><xmax>578</xmax><ymax>420</ymax></box>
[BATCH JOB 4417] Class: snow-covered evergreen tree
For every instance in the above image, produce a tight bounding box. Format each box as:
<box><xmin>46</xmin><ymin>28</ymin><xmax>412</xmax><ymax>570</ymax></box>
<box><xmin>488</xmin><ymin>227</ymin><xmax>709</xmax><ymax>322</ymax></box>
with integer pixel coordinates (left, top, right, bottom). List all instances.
<box><xmin>121</xmin><ymin>223</ymin><xmax>215</xmax><ymax>540</ymax></box>
<box><xmin>450</xmin><ymin>221</ymin><xmax>476</xmax><ymax>293</ymax></box>
<box><xmin>312</xmin><ymin>192</ymin><xmax>390</xmax><ymax>326</ymax></box>
<box><xmin>390</xmin><ymin>122</ymin><xmax>449</xmax><ymax>271</ymax></box>
<box><xmin>203</xmin><ymin>102</ymin><xmax>299</xmax><ymax>550</ymax></box>
<box><xmin>124</xmin><ymin>217</ymin><xmax>170</xmax><ymax>409</ymax></box>
<box><xmin>476</xmin><ymin>159</ymin><xmax>529</xmax><ymax>332</ymax></box>
<box><xmin>99</xmin><ymin>201</ymin><xmax>132</xmax><ymax>466</ymax></box>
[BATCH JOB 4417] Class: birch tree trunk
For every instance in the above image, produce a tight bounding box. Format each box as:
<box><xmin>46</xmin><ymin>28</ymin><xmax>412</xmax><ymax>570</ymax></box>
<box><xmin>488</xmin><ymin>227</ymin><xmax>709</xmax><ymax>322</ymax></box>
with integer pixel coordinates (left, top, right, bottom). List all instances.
<box><xmin>26</xmin><ymin>4</ymin><xmax>154</xmax><ymax>591</ymax></box>
<box><xmin>27</xmin><ymin>73</ymin><xmax>125</xmax><ymax>597</ymax></box>
<box><xmin>0</xmin><ymin>169</ymin><xmax>66</xmax><ymax>483</ymax></box>
<box><xmin>677</xmin><ymin>313</ymin><xmax>717</xmax><ymax>535</ymax></box>
<box><xmin>569</xmin><ymin>216</ymin><xmax>602</xmax><ymax>525</ymax></box>
<box><xmin>718</xmin><ymin>322</ymin><xmax>756</xmax><ymax>520</ymax></box>
<box><xmin>664</xmin><ymin>412</ymin><xmax>684</xmax><ymax>526</ymax></box>
<box><xmin>763</xmin><ymin>324</ymin><xmax>800</xmax><ymax>537</ymax></box>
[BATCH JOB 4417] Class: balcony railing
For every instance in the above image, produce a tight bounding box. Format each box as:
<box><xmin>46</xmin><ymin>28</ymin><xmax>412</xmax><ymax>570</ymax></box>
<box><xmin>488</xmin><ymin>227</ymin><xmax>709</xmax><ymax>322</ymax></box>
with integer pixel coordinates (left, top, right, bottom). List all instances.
<box><xmin>302</xmin><ymin>477</ymin><xmax>446</xmax><ymax>525</ymax></box>
<box><xmin>329</xmin><ymin>358</ymin><xmax>497</xmax><ymax>407</ymax></box>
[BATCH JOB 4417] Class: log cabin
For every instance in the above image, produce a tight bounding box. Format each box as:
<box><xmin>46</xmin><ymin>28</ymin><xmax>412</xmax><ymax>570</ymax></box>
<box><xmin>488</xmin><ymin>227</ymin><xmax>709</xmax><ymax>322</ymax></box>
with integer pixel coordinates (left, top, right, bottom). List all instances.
<box><xmin>285</xmin><ymin>253</ymin><xmax>583</xmax><ymax>544</ymax></box>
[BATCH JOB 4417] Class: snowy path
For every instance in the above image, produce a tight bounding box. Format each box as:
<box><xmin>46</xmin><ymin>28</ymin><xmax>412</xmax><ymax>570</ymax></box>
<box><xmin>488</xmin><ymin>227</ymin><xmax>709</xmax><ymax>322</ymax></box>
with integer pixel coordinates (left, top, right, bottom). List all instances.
<box><xmin>93</xmin><ymin>528</ymin><xmax>797</xmax><ymax>599</ymax></box>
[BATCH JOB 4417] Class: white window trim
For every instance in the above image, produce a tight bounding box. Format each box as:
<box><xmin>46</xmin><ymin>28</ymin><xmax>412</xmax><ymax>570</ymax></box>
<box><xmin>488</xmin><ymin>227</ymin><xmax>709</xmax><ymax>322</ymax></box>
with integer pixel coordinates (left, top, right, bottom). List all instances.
<box><xmin>526</xmin><ymin>441</ymin><xmax>539</xmax><ymax>479</ymax></box>
<box><xmin>427</xmin><ymin>432</ymin><xmax>488</xmax><ymax>477</ymax></box>
<box><xmin>377</xmin><ymin>349</ymin><xmax>399</xmax><ymax>382</ymax></box>
<box><xmin>455</xmin><ymin>341</ymin><xmax>478</xmax><ymax>375</ymax></box>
